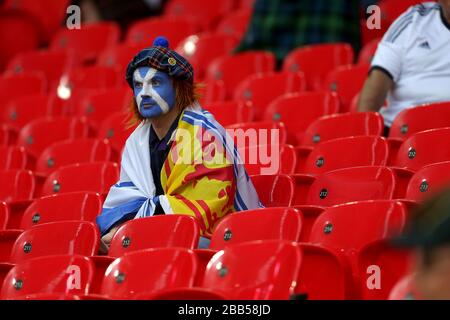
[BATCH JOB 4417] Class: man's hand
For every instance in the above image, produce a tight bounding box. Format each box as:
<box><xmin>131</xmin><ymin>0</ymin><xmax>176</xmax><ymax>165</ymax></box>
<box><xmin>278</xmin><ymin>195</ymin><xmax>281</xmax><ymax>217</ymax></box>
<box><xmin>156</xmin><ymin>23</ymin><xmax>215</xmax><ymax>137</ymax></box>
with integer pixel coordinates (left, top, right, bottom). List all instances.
<box><xmin>101</xmin><ymin>226</ymin><xmax>119</xmax><ymax>246</ymax></box>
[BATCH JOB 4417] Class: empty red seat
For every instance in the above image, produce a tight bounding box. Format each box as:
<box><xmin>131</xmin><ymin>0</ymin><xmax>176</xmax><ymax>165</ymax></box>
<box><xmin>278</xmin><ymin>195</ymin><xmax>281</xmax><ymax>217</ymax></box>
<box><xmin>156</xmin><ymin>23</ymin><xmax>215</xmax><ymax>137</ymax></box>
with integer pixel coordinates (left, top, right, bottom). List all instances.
<box><xmin>0</xmin><ymin>170</ymin><xmax>35</xmax><ymax>203</ymax></box>
<box><xmin>215</xmin><ymin>8</ymin><xmax>252</xmax><ymax>40</ymax></box>
<box><xmin>108</xmin><ymin>215</ymin><xmax>200</xmax><ymax>257</ymax></box>
<box><xmin>36</xmin><ymin>138</ymin><xmax>112</xmax><ymax>176</ymax></box>
<box><xmin>75</xmin><ymin>87</ymin><xmax>131</xmax><ymax>132</ymax></box>
<box><xmin>163</xmin><ymin>0</ymin><xmax>235</xmax><ymax>30</ymax></box>
<box><xmin>126</xmin><ymin>16</ymin><xmax>197</xmax><ymax>49</ymax></box>
<box><xmin>234</xmin><ymin>71</ymin><xmax>306</xmax><ymax>120</ymax></box>
<box><xmin>17</xmin><ymin>117</ymin><xmax>89</xmax><ymax>160</ymax></box>
<box><xmin>8</xmin><ymin>221</ymin><xmax>99</xmax><ymax>264</ymax></box>
<box><xmin>357</xmin><ymin>239</ymin><xmax>413</xmax><ymax>300</ymax></box>
<box><xmin>98</xmin><ymin>248</ymin><xmax>197</xmax><ymax>299</ymax></box>
<box><xmin>283</xmin><ymin>43</ymin><xmax>354</xmax><ymax>91</ymax></box>
<box><xmin>389</xmin><ymin>101</ymin><xmax>450</xmax><ymax>141</ymax></box>
<box><xmin>0</xmin><ymin>146</ymin><xmax>27</xmax><ymax>171</ymax></box>
<box><xmin>198</xmin><ymin>79</ymin><xmax>226</xmax><ymax>105</ymax></box>
<box><xmin>294</xmin><ymin>166</ymin><xmax>396</xmax><ymax>207</ymax></box>
<box><xmin>0</xmin><ymin>254</ymin><xmax>95</xmax><ymax>300</ymax></box>
<box><xmin>0</xmin><ymin>74</ymin><xmax>46</xmax><ymax>109</ymax></box>
<box><xmin>393</xmin><ymin>128</ymin><xmax>450</xmax><ymax>171</ymax></box>
<box><xmin>301</xmin><ymin>112</ymin><xmax>384</xmax><ymax>147</ymax></box>
<box><xmin>0</xmin><ymin>202</ymin><xmax>7</xmax><ymax>230</ymax></box>
<box><xmin>18</xmin><ymin>192</ymin><xmax>102</xmax><ymax>230</ymax></box>
<box><xmin>209</xmin><ymin>208</ymin><xmax>302</xmax><ymax>250</ymax></box>
<box><xmin>2</xmin><ymin>0</ymin><xmax>70</xmax><ymax>44</ymax></box>
<box><xmin>264</xmin><ymin>91</ymin><xmax>340</xmax><ymax>145</ymax></box>
<box><xmin>324</xmin><ymin>64</ymin><xmax>370</xmax><ymax>113</ymax></box>
<box><xmin>309</xmin><ymin>200</ymin><xmax>409</xmax><ymax>298</ymax></box>
<box><xmin>5</xmin><ymin>50</ymin><xmax>75</xmax><ymax>92</ymax></box>
<box><xmin>98</xmin><ymin>112</ymin><xmax>136</xmax><ymax>161</ymax></box>
<box><xmin>41</xmin><ymin>162</ymin><xmax>119</xmax><ymax>197</ymax></box>
<box><xmin>1</xmin><ymin>94</ymin><xmax>66</xmax><ymax>132</ymax></box>
<box><xmin>50</xmin><ymin>22</ymin><xmax>120</xmax><ymax>65</ymax></box>
<box><xmin>176</xmin><ymin>33</ymin><xmax>240</xmax><ymax>81</ymax></box>
<box><xmin>405</xmin><ymin>161</ymin><xmax>450</xmax><ymax>202</ymax></box>
<box><xmin>295</xmin><ymin>243</ymin><xmax>347</xmax><ymax>300</ymax></box>
<box><xmin>239</xmin><ymin>144</ymin><xmax>297</xmax><ymax>175</ymax></box>
<box><xmin>206</xmin><ymin>51</ymin><xmax>276</xmax><ymax>99</ymax></box>
<box><xmin>98</xmin><ymin>43</ymin><xmax>146</xmax><ymax>74</ymax></box>
<box><xmin>298</xmin><ymin>136</ymin><xmax>389</xmax><ymax>175</ymax></box>
<box><xmin>0</xmin><ymin>124</ymin><xmax>16</xmax><ymax>146</ymax></box>
<box><xmin>226</xmin><ymin>121</ymin><xmax>287</xmax><ymax>147</ymax></box>
<box><xmin>204</xmin><ymin>101</ymin><xmax>254</xmax><ymax>126</ymax></box>
<box><xmin>201</xmin><ymin>240</ymin><xmax>301</xmax><ymax>299</ymax></box>
<box><xmin>251</xmin><ymin>174</ymin><xmax>295</xmax><ymax>207</ymax></box>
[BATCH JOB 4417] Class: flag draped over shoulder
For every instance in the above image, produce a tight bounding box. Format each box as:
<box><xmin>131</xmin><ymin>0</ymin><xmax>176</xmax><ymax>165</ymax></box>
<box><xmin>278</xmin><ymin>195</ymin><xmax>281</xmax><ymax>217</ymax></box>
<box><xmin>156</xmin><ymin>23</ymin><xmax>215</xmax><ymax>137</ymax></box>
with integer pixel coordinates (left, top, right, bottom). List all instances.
<box><xmin>96</xmin><ymin>104</ymin><xmax>262</xmax><ymax>235</ymax></box>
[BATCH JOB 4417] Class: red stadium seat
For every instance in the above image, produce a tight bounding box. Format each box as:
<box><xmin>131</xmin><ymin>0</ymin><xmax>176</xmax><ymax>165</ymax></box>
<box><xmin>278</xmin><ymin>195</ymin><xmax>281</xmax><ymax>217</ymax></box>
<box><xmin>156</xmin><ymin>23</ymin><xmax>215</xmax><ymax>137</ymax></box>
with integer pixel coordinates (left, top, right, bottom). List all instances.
<box><xmin>379</xmin><ymin>0</ymin><xmax>428</xmax><ymax>27</ymax></box>
<box><xmin>309</xmin><ymin>200</ymin><xmax>409</xmax><ymax>298</ymax></box>
<box><xmin>198</xmin><ymin>79</ymin><xmax>226</xmax><ymax>105</ymax></box>
<box><xmin>234</xmin><ymin>71</ymin><xmax>306</xmax><ymax>120</ymax></box>
<box><xmin>2</xmin><ymin>0</ymin><xmax>70</xmax><ymax>44</ymax></box>
<box><xmin>98</xmin><ymin>248</ymin><xmax>197</xmax><ymax>299</ymax></box>
<box><xmin>298</xmin><ymin>136</ymin><xmax>389</xmax><ymax>175</ymax></box>
<box><xmin>204</xmin><ymin>101</ymin><xmax>254</xmax><ymax>126</ymax></box>
<box><xmin>0</xmin><ymin>74</ymin><xmax>46</xmax><ymax>109</ymax></box>
<box><xmin>405</xmin><ymin>161</ymin><xmax>450</xmax><ymax>202</ymax></box>
<box><xmin>301</xmin><ymin>112</ymin><xmax>384</xmax><ymax>147</ymax></box>
<box><xmin>5</xmin><ymin>50</ymin><xmax>76</xmax><ymax>92</ymax></box>
<box><xmin>264</xmin><ymin>91</ymin><xmax>340</xmax><ymax>145</ymax></box>
<box><xmin>206</xmin><ymin>51</ymin><xmax>276</xmax><ymax>99</ymax></box>
<box><xmin>163</xmin><ymin>0</ymin><xmax>235</xmax><ymax>30</ymax></box>
<box><xmin>18</xmin><ymin>192</ymin><xmax>102</xmax><ymax>230</ymax></box>
<box><xmin>358</xmin><ymin>38</ymin><xmax>380</xmax><ymax>65</ymax></box>
<box><xmin>50</xmin><ymin>22</ymin><xmax>120</xmax><ymax>65</ymax></box>
<box><xmin>283</xmin><ymin>43</ymin><xmax>354</xmax><ymax>91</ymax></box>
<box><xmin>0</xmin><ymin>170</ymin><xmax>35</xmax><ymax>203</ymax></box>
<box><xmin>0</xmin><ymin>124</ymin><xmax>16</xmax><ymax>146</ymax></box>
<box><xmin>295</xmin><ymin>243</ymin><xmax>347</xmax><ymax>300</ymax></box>
<box><xmin>0</xmin><ymin>146</ymin><xmax>27</xmax><ymax>171</ymax></box>
<box><xmin>41</xmin><ymin>162</ymin><xmax>119</xmax><ymax>197</ymax></box>
<box><xmin>36</xmin><ymin>138</ymin><xmax>112</xmax><ymax>176</ymax></box>
<box><xmin>0</xmin><ymin>255</ymin><xmax>94</xmax><ymax>300</ymax></box>
<box><xmin>98</xmin><ymin>112</ymin><xmax>136</xmax><ymax>161</ymax></box>
<box><xmin>17</xmin><ymin>117</ymin><xmax>89</xmax><ymax>160</ymax></box>
<box><xmin>125</xmin><ymin>16</ymin><xmax>197</xmax><ymax>49</ymax></box>
<box><xmin>209</xmin><ymin>208</ymin><xmax>302</xmax><ymax>250</ymax></box>
<box><xmin>393</xmin><ymin>128</ymin><xmax>450</xmax><ymax>172</ymax></box>
<box><xmin>357</xmin><ymin>239</ymin><xmax>413</xmax><ymax>300</ymax></box>
<box><xmin>176</xmin><ymin>33</ymin><xmax>240</xmax><ymax>81</ymax></box>
<box><xmin>108</xmin><ymin>215</ymin><xmax>200</xmax><ymax>257</ymax></box>
<box><xmin>294</xmin><ymin>166</ymin><xmax>396</xmax><ymax>207</ymax></box>
<box><xmin>389</xmin><ymin>101</ymin><xmax>450</xmax><ymax>141</ymax></box>
<box><xmin>251</xmin><ymin>174</ymin><xmax>295</xmax><ymax>207</ymax></box>
<box><xmin>215</xmin><ymin>8</ymin><xmax>252</xmax><ymax>40</ymax></box>
<box><xmin>98</xmin><ymin>43</ymin><xmax>145</xmax><ymax>74</ymax></box>
<box><xmin>0</xmin><ymin>202</ymin><xmax>8</xmax><ymax>230</ymax></box>
<box><xmin>201</xmin><ymin>240</ymin><xmax>301</xmax><ymax>299</ymax></box>
<box><xmin>75</xmin><ymin>87</ymin><xmax>131</xmax><ymax>132</ymax></box>
<box><xmin>236</xmin><ymin>0</ymin><xmax>256</xmax><ymax>9</ymax></box>
<box><xmin>324</xmin><ymin>64</ymin><xmax>370</xmax><ymax>113</ymax></box>
<box><xmin>1</xmin><ymin>94</ymin><xmax>66</xmax><ymax>132</ymax></box>
<box><xmin>239</xmin><ymin>144</ymin><xmax>297</xmax><ymax>175</ymax></box>
<box><xmin>7</xmin><ymin>221</ymin><xmax>99</xmax><ymax>264</ymax></box>
<box><xmin>226</xmin><ymin>121</ymin><xmax>287</xmax><ymax>147</ymax></box>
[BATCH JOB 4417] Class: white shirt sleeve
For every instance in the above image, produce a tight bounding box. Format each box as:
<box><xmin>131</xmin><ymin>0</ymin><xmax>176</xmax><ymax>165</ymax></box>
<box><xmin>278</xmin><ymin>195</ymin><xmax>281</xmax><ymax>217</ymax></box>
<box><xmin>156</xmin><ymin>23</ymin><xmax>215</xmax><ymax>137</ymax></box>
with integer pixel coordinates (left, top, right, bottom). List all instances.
<box><xmin>371</xmin><ymin>7</ymin><xmax>415</xmax><ymax>82</ymax></box>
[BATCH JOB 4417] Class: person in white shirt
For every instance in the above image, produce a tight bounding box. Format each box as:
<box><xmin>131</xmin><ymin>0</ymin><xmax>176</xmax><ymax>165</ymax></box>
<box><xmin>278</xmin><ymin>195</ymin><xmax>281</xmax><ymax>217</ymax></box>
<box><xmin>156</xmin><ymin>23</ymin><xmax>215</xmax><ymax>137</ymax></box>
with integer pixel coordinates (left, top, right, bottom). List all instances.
<box><xmin>358</xmin><ymin>1</ymin><xmax>450</xmax><ymax>135</ymax></box>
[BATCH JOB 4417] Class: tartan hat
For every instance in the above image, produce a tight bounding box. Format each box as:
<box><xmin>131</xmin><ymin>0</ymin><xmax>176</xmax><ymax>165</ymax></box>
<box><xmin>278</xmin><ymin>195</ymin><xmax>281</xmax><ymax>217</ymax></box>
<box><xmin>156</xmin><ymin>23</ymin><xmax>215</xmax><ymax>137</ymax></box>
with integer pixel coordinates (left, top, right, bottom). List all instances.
<box><xmin>125</xmin><ymin>36</ymin><xmax>194</xmax><ymax>87</ymax></box>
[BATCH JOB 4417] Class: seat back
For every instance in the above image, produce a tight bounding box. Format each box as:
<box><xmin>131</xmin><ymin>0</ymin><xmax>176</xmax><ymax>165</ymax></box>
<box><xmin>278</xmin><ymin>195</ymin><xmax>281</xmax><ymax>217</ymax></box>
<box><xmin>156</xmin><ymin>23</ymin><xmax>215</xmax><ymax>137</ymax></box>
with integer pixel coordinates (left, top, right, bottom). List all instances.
<box><xmin>0</xmin><ymin>170</ymin><xmax>35</xmax><ymax>203</ymax></box>
<box><xmin>101</xmin><ymin>248</ymin><xmax>198</xmax><ymax>299</ymax></box>
<box><xmin>251</xmin><ymin>174</ymin><xmax>295</xmax><ymax>207</ymax></box>
<box><xmin>405</xmin><ymin>161</ymin><xmax>450</xmax><ymax>202</ymax></box>
<box><xmin>9</xmin><ymin>221</ymin><xmax>100</xmax><ymax>264</ymax></box>
<box><xmin>108</xmin><ymin>215</ymin><xmax>200</xmax><ymax>257</ymax></box>
<box><xmin>0</xmin><ymin>146</ymin><xmax>28</xmax><ymax>170</ymax></box>
<box><xmin>210</xmin><ymin>208</ymin><xmax>302</xmax><ymax>250</ymax></box>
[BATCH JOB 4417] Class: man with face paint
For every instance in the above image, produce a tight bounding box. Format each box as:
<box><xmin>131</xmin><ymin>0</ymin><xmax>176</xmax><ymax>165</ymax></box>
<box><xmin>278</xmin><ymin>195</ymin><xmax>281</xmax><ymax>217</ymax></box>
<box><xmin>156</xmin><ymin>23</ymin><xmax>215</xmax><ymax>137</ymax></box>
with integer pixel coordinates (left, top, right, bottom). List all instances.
<box><xmin>96</xmin><ymin>37</ymin><xmax>262</xmax><ymax>250</ymax></box>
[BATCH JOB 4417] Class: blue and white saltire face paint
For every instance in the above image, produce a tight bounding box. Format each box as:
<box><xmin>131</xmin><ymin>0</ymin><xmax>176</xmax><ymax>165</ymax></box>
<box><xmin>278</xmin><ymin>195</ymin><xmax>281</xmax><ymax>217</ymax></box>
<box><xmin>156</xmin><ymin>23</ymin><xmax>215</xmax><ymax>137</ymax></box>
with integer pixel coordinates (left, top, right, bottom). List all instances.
<box><xmin>133</xmin><ymin>67</ymin><xmax>176</xmax><ymax>118</ymax></box>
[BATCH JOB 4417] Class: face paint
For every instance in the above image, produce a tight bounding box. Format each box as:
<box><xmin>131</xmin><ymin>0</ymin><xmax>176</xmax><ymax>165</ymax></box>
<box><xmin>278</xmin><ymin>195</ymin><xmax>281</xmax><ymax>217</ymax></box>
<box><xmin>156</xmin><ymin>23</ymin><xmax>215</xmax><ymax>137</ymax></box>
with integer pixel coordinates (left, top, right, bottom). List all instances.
<box><xmin>133</xmin><ymin>67</ymin><xmax>176</xmax><ymax>118</ymax></box>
